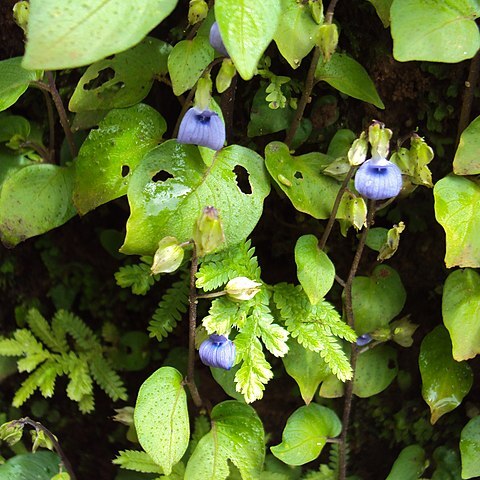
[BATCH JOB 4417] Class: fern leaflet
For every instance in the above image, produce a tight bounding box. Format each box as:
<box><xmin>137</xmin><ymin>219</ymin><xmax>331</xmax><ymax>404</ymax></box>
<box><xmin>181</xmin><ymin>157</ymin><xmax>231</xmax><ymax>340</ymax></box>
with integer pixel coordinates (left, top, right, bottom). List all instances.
<box><xmin>113</xmin><ymin>450</ymin><xmax>163</xmax><ymax>474</ymax></box>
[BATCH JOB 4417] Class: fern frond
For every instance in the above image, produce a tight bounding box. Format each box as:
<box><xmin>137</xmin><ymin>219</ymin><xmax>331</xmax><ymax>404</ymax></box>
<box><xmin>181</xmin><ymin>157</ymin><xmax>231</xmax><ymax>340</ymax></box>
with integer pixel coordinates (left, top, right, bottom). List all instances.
<box><xmin>0</xmin><ymin>337</ymin><xmax>25</xmax><ymax>356</ymax></box>
<box><xmin>148</xmin><ymin>274</ymin><xmax>189</xmax><ymax>341</ymax></box>
<box><xmin>36</xmin><ymin>360</ymin><xmax>61</xmax><ymax>398</ymax></box>
<box><xmin>56</xmin><ymin>310</ymin><xmax>100</xmax><ymax>351</ymax></box>
<box><xmin>13</xmin><ymin>329</ymin><xmax>45</xmax><ymax>355</ymax></box>
<box><xmin>26</xmin><ymin>309</ymin><xmax>67</xmax><ymax>353</ymax></box>
<box><xmin>113</xmin><ymin>450</ymin><xmax>163</xmax><ymax>474</ymax></box>
<box><xmin>202</xmin><ymin>296</ymin><xmax>250</xmax><ymax>335</ymax></box>
<box><xmin>17</xmin><ymin>351</ymin><xmax>50</xmax><ymax>373</ymax></box>
<box><xmin>115</xmin><ymin>262</ymin><xmax>155</xmax><ymax>295</ymax></box>
<box><xmin>314</xmin><ymin>301</ymin><xmax>356</xmax><ymax>343</ymax></box>
<box><xmin>12</xmin><ymin>366</ymin><xmax>48</xmax><ymax>407</ymax></box>
<box><xmin>65</xmin><ymin>353</ymin><xmax>93</xmax><ymax>402</ymax></box>
<box><xmin>253</xmin><ymin>301</ymin><xmax>289</xmax><ymax>357</ymax></box>
<box><xmin>89</xmin><ymin>356</ymin><xmax>128</xmax><ymax>401</ymax></box>
<box><xmin>78</xmin><ymin>393</ymin><xmax>95</xmax><ymax>414</ymax></box>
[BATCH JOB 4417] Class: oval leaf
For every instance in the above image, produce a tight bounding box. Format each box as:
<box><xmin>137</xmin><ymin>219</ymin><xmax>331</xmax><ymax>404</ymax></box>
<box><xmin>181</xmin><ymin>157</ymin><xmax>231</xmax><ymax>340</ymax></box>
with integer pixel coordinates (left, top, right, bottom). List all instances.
<box><xmin>23</xmin><ymin>0</ymin><xmax>178</xmax><ymax>69</ymax></box>
<box><xmin>295</xmin><ymin>234</ymin><xmax>335</xmax><ymax>304</ymax></box>
<box><xmin>134</xmin><ymin>366</ymin><xmax>189</xmax><ymax>475</ymax></box>
<box><xmin>460</xmin><ymin>416</ymin><xmax>480</xmax><ymax>479</ymax></box>
<box><xmin>215</xmin><ymin>0</ymin><xmax>281</xmax><ymax>80</ymax></box>
<box><xmin>442</xmin><ymin>268</ymin><xmax>480</xmax><ymax>361</ymax></box>
<box><xmin>121</xmin><ymin>141</ymin><xmax>270</xmax><ymax>255</ymax></box>
<box><xmin>315</xmin><ymin>53</ymin><xmax>384</xmax><ymax>109</ymax></box>
<box><xmin>419</xmin><ymin>325</ymin><xmax>473</xmax><ymax>424</ymax></box>
<box><xmin>453</xmin><ymin>115</ymin><xmax>480</xmax><ymax>175</ymax></box>
<box><xmin>352</xmin><ymin>264</ymin><xmax>406</xmax><ymax>335</ymax></box>
<box><xmin>386</xmin><ymin>445</ymin><xmax>427</xmax><ymax>480</ymax></box>
<box><xmin>434</xmin><ymin>175</ymin><xmax>480</xmax><ymax>268</ymax></box>
<box><xmin>271</xmin><ymin>403</ymin><xmax>341</xmax><ymax>465</ymax></box>
<box><xmin>0</xmin><ymin>164</ymin><xmax>76</xmax><ymax>247</ymax></box>
<box><xmin>69</xmin><ymin>38</ymin><xmax>172</xmax><ymax>112</ymax></box>
<box><xmin>73</xmin><ymin>104</ymin><xmax>166</xmax><ymax>215</ymax></box>
<box><xmin>0</xmin><ymin>451</ymin><xmax>62</xmax><ymax>479</ymax></box>
<box><xmin>184</xmin><ymin>401</ymin><xmax>264</xmax><ymax>480</ymax></box>
<box><xmin>391</xmin><ymin>0</ymin><xmax>480</xmax><ymax>63</ymax></box>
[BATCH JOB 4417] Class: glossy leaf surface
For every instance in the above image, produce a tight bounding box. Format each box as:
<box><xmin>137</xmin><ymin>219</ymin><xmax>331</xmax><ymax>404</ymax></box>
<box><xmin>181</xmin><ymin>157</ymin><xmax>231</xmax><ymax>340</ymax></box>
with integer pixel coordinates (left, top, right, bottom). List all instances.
<box><xmin>460</xmin><ymin>416</ymin><xmax>480</xmax><ymax>479</ymax></box>
<box><xmin>386</xmin><ymin>445</ymin><xmax>427</xmax><ymax>480</ymax></box>
<box><xmin>0</xmin><ymin>451</ymin><xmax>62</xmax><ymax>479</ymax></box>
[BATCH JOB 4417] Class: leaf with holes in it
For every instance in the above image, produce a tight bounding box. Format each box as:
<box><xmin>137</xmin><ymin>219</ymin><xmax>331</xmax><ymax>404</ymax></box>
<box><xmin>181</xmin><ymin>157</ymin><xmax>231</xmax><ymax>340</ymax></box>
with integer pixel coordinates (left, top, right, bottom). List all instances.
<box><xmin>73</xmin><ymin>104</ymin><xmax>166</xmax><ymax>215</ymax></box>
<box><xmin>121</xmin><ymin>141</ymin><xmax>270</xmax><ymax>255</ymax></box>
<box><xmin>22</xmin><ymin>0</ymin><xmax>178</xmax><ymax>69</ymax></box>
<box><xmin>69</xmin><ymin>37</ymin><xmax>172</xmax><ymax>112</ymax></box>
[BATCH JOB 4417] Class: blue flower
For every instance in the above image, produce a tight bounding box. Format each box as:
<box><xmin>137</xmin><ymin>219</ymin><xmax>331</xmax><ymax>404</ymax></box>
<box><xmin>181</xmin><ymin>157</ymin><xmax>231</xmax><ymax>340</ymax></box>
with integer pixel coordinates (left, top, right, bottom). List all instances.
<box><xmin>177</xmin><ymin>107</ymin><xmax>225</xmax><ymax>151</ymax></box>
<box><xmin>209</xmin><ymin>22</ymin><xmax>229</xmax><ymax>57</ymax></box>
<box><xmin>356</xmin><ymin>333</ymin><xmax>373</xmax><ymax>347</ymax></box>
<box><xmin>354</xmin><ymin>157</ymin><xmax>402</xmax><ymax>200</ymax></box>
<box><xmin>199</xmin><ymin>334</ymin><xmax>236</xmax><ymax>370</ymax></box>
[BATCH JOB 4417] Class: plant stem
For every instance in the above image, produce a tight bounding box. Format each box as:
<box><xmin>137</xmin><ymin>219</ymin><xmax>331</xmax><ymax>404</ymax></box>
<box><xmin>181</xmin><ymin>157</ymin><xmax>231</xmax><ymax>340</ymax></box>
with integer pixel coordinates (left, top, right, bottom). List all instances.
<box><xmin>325</xmin><ymin>0</ymin><xmax>340</xmax><ymax>24</ymax></box>
<box><xmin>12</xmin><ymin>417</ymin><xmax>77</xmax><ymax>480</ymax></box>
<box><xmin>186</xmin><ymin>245</ymin><xmax>204</xmax><ymax>409</ymax></box>
<box><xmin>197</xmin><ymin>290</ymin><xmax>227</xmax><ymax>299</ymax></box>
<box><xmin>19</xmin><ymin>141</ymin><xmax>51</xmax><ymax>162</ymax></box>
<box><xmin>318</xmin><ymin>166</ymin><xmax>356</xmax><ymax>250</ymax></box>
<box><xmin>41</xmin><ymin>89</ymin><xmax>55</xmax><ymax>162</ymax></box>
<box><xmin>338</xmin><ymin>199</ymin><xmax>375</xmax><ymax>480</ymax></box>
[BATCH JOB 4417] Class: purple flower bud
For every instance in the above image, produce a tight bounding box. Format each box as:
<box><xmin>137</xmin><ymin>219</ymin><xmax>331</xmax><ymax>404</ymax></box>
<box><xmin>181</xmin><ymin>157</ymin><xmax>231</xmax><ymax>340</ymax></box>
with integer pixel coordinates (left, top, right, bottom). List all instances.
<box><xmin>209</xmin><ymin>22</ymin><xmax>229</xmax><ymax>57</ymax></box>
<box><xmin>177</xmin><ymin>107</ymin><xmax>226</xmax><ymax>151</ymax></box>
<box><xmin>356</xmin><ymin>333</ymin><xmax>373</xmax><ymax>346</ymax></box>
<box><xmin>354</xmin><ymin>157</ymin><xmax>403</xmax><ymax>200</ymax></box>
<box><xmin>199</xmin><ymin>334</ymin><xmax>236</xmax><ymax>370</ymax></box>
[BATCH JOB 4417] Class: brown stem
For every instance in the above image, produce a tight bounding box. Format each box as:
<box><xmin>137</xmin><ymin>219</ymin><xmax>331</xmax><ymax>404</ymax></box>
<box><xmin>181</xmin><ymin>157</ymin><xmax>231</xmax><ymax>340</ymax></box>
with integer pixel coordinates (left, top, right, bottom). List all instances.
<box><xmin>325</xmin><ymin>0</ymin><xmax>340</xmax><ymax>24</ymax></box>
<box><xmin>338</xmin><ymin>199</ymin><xmax>376</xmax><ymax>480</ymax></box>
<box><xmin>220</xmin><ymin>74</ymin><xmax>237</xmax><ymax>143</ymax></box>
<box><xmin>19</xmin><ymin>141</ymin><xmax>51</xmax><ymax>162</ymax></box>
<box><xmin>456</xmin><ymin>50</ymin><xmax>480</xmax><ymax>148</ymax></box>
<box><xmin>41</xmin><ymin>89</ymin><xmax>55</xmax><ymax>162</ymax></box>
<box><xmin>318</xmin><ymin>166</ymin><xmax>356</xmax><ymax>250</ymax></box>
<box><xmin>12</xmin><ymin>417</ymin><xmax>76</xmax><ymax>480</ymax></box>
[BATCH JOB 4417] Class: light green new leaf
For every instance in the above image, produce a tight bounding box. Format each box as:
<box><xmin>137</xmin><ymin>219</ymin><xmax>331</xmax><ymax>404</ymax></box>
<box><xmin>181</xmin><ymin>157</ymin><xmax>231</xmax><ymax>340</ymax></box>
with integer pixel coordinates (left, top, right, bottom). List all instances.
<box><xmin>352</xmin><ymin>265</ymin><xmax>406</xmax><ymax>335</ymax></box>
<box><xmin>184</xmin><ymin>401</ymin><xmax>264</xmax><ymax>480</ymax></box>
<box><xmin>295</xmin><ymin>234</ymin><xmax>335</xmax><ymax>304</ymax></box>
<box><xmin>0</xmin><ymin>115</ymin><xmax>30</xmax><ymax>143</ymax></box>
<box><xmin>271</xmin><ymin>403</ymin><xmax>341</xmax><ymax>465</ymax></box>
<box><xmin>215</xmin><ymin>0</ymin><xmax>281</xmax><ymax>80</ymax></box>
<box><xmin>273</xmin><ymin>0</ymin><xmax>321</xmax><ymax>69</ymax></box>
<box><xmin>386</xmin><ymin>445</ymin><xmax>427</xmax><ymax>480</ymax></box>
<box><xmin>390</xmin><ymin>0</ymin><xmax>480</xmax><ymax>63</ymax></box>
<box><xmin>121</xmin><ymin>141</ymin><xmax>270</xmax><ymax>255</ymax></box>
<box><xmin>353</xmin><ymin>345</ymin><xmax>398</xmax><ymax>398</ymax></box>
<box><xmin>0</xmin><ymin>148</ymin><xmax>36</xmax><ymax>194</ymax></box>
<box><xmin>315</xmin><ymin>53</ymin><xmax>384</xmax><ymax>109</ymax></box>
<box><xmin>69</xmin><ymin>38</ymin><xmax>172</xmax><ymax>112</ymax></box>
<box><xmin>442</xmin><ymin>268</ymin><xmax>480</xmax><ymax>361</ymax></box>
<box><xmin>0</xmin><ymin>57</ymin><xmax>41</xmax><ymax>112</ymax></box>
<box><xmin>419</xmin><ymin>326</ymin><xmax>473</xmax><ymax>424</ymax></box>
<box><xmin>23</xmin><ymin>0</ymin><xmax>178</xmax><ymax>69</ymax></box>
<box><xmin>434</xmin><ymin>175</ymin><xmax>480</xmax><ymax>268</ymax></box>
<box><xmin>134</xmin><ymin>367</ymin><xmax>189</xmax><ymax>475</ymax></box>
<box><xmin>168</xmin><ymin>36</ymin><xmax>214</xmax><ymax>96</ymax></box>
<box><xmin>453</xmin><ymin>115</ymin><xmax>480</xmax><ymax>175</ymax></box>
<box><xmin>367</xmin><ymin>0</ymin><xmax>393</xmax><ymax>28</ymax></box>
<box><xmin>0</xmin><ymin>164</ymin><xmax>76</xmax><ymax>247</ymax></box>
<box><xmin>282</xmin><ymin>338</ymin><xmax>331</xmax><ymax>404</ymax></box>
<box><xmin>73</xmin><ymin>104</ymin><xmax>166</xmax><ymax>215</ymax></box>
<box><xmin>460</xmin><ymin>416</ymin><xmax>480</xmax><ymax>479</ymax></box>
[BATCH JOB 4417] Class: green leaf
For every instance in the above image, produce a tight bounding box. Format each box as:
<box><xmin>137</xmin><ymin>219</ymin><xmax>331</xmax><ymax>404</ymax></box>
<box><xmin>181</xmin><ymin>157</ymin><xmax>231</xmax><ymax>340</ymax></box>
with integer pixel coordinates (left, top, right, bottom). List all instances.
<box><xmin>283</xmin><ymin>338</ymin><xmax>331</xmax><ymax>404</ymax></box>
<box><xmin>211</xmin><ymin>364</ymin><xmax>245</xmax><ymax>402</ymax></box>
<box><xmin>453</xmin><ymin>115</ymin><xmax>480</xmax><ymax>175</ymax></box>
<box><xmin>121</xmin><ymin>141</ymin><xmax>270</xmax><ymax>255</ymax></box>
<box><xmin>295</xmin><ymin>234</ymin><xmax>335</xmax><ymax>304</ymax></box>
<box><xmin>115</xmin><ymin>262</ymin><xmax>156</xmax><ymax>296</ymax></box>
<box><xmin>390</xmin><ymin>0</ymin><xmax>480</xmax><ymax>63</ymax></box>
<box><xmin>460</xmin><ymin>416</ymin><xmax>480</xmax><ymax>479</ymax></box>
<box><xmin>0</xmin><ymin>451</ymin><xmax>62</xmax><ymax>479</ymax></box>
<box><xmin>352</xmin><ymin>265</ymin><xmax>406</xmax><ymax>335</ymax></box>
<box><xmin>0</xmin><ymin>115</ymin><xmax>30</xmax><ymax>143</ymax></box>
<box><xmin>315</xmin><ymin>53</ymin><xmax>384</xmax><ymax>109</ymax></box>
<box><xmin>385</xmin><ymin>445</ymin><xmax>427</xmax><ymax>480</ymax></box>
<box><xmin>0</xmin><ymin>164</ymin><xmax>76</xmax><ymax>247</ymax></box>
<box><xmin>353</xmin><ymin>345</ymin><xmax>398</xmax><ymax>398</ymax></box>
<box><xmin>69</xmin><ymin>37</ymin><xmax>172</xmax><ymax>112</ymax></box>
<box><xmin>134</xmin><ymin>367</ymin><xmax>189</xmax><ymax>475</ymax></box>
<box><xmin>0</xmin><ymin>57</ymin><xmax>41</xmax><ymax>112</ymax></box>
<box><xmin>271</xmin><ymin>404</ymin><xmax>341</xmax><ymax>466</ymax></box>
<box><xmin>89</xmin><ymin>356</ymin><xmax>128</xmax><ymax>401</ymax></box>
<box><xmin>273</xmin><ymin>0</ymin><xmax>321</xmax><ymax>69</ymax></box>
<box><xmin>434</xmin><ymin>175</ymin><xmax>480</xmax><ymax>268</ymax></box>
<box><xmin>0</xmin><ymin>148</ymin><xmax>36</xmax><ymax>193</ymax></box>
<box><xmin>168</xmin><ymin>36</ymin><xmax>214</xmax><ymax>96</ymax></box>
<box><xmin>442</xmin><ymin>268</ymin><xmax>480</xmax><ymax>361</ymax></box>
<box><xmin>73</xmin><ymin>104</ymin><xmax>166</xmax><ymax>214</ymax></box>
<box><xmin>419</xmin><ymin>325</ymin><xmax>473</xmax><ymax>424</ymax></box>
<box><xmin>367</xmin><ymin>0</ymin><xmax>393</xmax><ymax>27</ymax></box>
<box><xmin>23</xmin><ymin>0</ymin><xmax>178</xmax><ymax>69</ymax></box>
<box><xmin>215</xmin><ymin>0</ymin><xmax>281</xmax><ymax>80</ymax></box>
<box><xmin>184</xmin><ymin>401</ymin><xmax>264</xmax><ymax>480</ymax></box>
<box><xmin>113</xmin><ymin>450</ymin><xmax>163</xmax><ymax>474</ymax></box>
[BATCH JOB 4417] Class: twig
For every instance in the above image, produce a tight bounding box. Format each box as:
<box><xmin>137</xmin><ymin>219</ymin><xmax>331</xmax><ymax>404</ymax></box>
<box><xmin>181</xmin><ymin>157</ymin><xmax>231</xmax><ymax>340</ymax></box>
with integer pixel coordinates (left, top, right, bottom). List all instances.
<box><xmin>19</xmin><ymin>141</ymin><xmax>51</xmax><ymax>162</ymax></box>
<box><xmin>456</xmin><ymin>49</ymin><xmax>480</xmax><ymax>148</ymax></box>
<box><xmin>318</xmin><ymin>166</ymin><xmax>356</xmax><ymax>250</ymax></box>
<box><xmin>338</xmin><ymin>199</ymin><xmax>376</xmax><ymax>480</ymax></box>
<box><xmin>12</xmin><ymin>417</ymin><xmax>76</xmax><ymax>480</ymax></box>
<box><xmin>325</xmin><ymin>0</ymin><xmax>340</xmax><ymax>24</ymax></box>
<box><xmin>41</xmin><ymin>89</ymin><xmax>55</xmax><ymax>162</ymax></box>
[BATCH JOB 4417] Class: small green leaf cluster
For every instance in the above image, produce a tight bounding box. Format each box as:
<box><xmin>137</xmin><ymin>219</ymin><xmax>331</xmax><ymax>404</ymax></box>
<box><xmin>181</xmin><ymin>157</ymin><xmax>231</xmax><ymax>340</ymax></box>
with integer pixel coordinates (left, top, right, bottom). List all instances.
<box><xmin>0</xmin><ymin>309</ymin><xmax>127</xmax><ymax>413</ymax></box>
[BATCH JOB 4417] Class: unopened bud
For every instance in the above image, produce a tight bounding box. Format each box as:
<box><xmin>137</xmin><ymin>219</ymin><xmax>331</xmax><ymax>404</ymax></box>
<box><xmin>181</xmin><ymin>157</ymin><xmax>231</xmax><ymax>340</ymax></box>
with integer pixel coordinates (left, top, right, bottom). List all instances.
<box><xmin>390</xmin><ymin>316</ymin><xmax>418</xmax><ymax>347</ymax></box>
<box><xmin>216</xmin><ymin>58</ymin><xmax>236</xmax><ymax>93</ymax></box>
<box><xmin>368</xmin><ymin>122</ymin><xmax>392</xmax><ymax>158</ymax></box>
<box><xmin>348</xmin><ymin>132</ymin><xmax>368</xmax><ymax>166</ymax></box>
<box><xmin>188</xmin><ymin>0</ymin><xmax>208</xmax><ymax>25</ymax></box>
<box><xmin>13</xmin><ymin>1</ymin><xmax>29</xmax><ymax>34</ymax></box>
<box><xmin>371</xmin><ymin>327</ymin><xmax>391</xmax><ymax>342</ymax></box>
<box><xmin>0</xmin><ymin>421</ymin><xmax>23</xmax><ymax>446</ymax></box>
<box><xmin>317</xmin><ymin>23</ymin><xmax>339</xmax><ymax>62</ymax></box>
<box><xmin>193</xmin><ymin>206</ymin><xmax>225</xmax><ymax>257</ymax></box>
<box><xmin>225</xmin><ymin>276</ymin><xmax>261</xmax><ymax>301</ymax></box>
<box><xmin>113</xmin><ymin>406</ymin><xmax>135</xmax><ymax>426</ymax></box>
<box><xmin>151</xmin><ymin>236</ymin><xmax>184</xmax><ymax>274</ymax></box>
